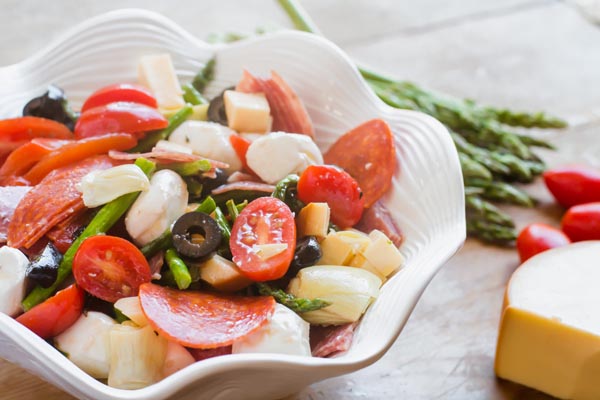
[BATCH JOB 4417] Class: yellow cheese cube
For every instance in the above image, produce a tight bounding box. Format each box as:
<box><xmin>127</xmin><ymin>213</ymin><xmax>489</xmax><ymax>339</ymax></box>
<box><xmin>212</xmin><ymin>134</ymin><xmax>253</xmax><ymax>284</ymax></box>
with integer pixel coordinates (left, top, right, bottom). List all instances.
<box><xmin>223</xmin><ymin>90</ymin><xmax>271</xmax><ymax>133</ymax></box>
<box><xmin>495</xmin><ymin>241</ymin><xmax>600</xmax><ymax>400</ymax></box>
<box><xmin>318</xmin><ymin>230</ymin><xmax>370</xmax><ymax>266</ymax></box>
<box><xmin>138</xmin><ymin>54</ymin><xmax>184</xmax><ymax>110</ymax></box>
<box><xmin>114</xmin><ymin>297</ymin><xmax>148</xmax><ymax>327</ymax></box>
<box><xmin>348</xmin><ymin>253</ymin><xmax>385</xmax><ymax>281</ymax></box>
<box><xmin>199</xmin><ymin>254</ymin><xmax>252</xmax><ymax>292</ymax></box>
<box><xmin>297</xmin><ymin>202</ymin><xmax>330</xmax><ymax>238</ymax></box>
<box><xmin>361</xmin><ymin>229</ymin><xmax>404</xmax><ymax>278</ymax></box>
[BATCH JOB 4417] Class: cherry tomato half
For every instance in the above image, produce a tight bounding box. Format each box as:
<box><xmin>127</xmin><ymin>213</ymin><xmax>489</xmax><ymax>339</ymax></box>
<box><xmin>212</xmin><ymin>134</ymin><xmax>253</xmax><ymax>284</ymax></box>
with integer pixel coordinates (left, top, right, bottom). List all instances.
<box><xmin>81</xmin><ymin>83</ymin><xmax>158</xmax><ymax>113</ymax></box>
<box><xmin>72</xmin><ymin>235</ymin><xmax>152</xmax><ymax>302</ymax></box>
<box><xmin>516</xmin><ymin>223</ymin><xmax>571</xmax><ymax>263</ymax></box>
<box><xmin>561</xmin><ymin>202</ymin><xmax>600</xmax><ymax>242</ymax></box>
<box><xmin>229</xmin><ymin>134</ymin><xmax>255</xmax><ymax>175</ymax></box>
<box><xmin>74</xmin><ymin>102</ymin><xmax>168</xmax><ymax>139</ymax></box>
<box><xmin>0</xmin><ymin>116</ymin><xmax>73</xmax><ymax>158</ymax></box>
<box><xmin>230</xmin><ymin>197</ymin><xmax>296</xmax><ymax>281</ymax></box>
<box><xmin>297</xmin><ymin>165</ymin><xmax>364</xmax><ymax>228</ymax></box>
<box><xmin>16</xmin><ymin>284</ymin><xmax>84</xmax><ymax>339</ymax></box>
<box><xmin>544</xmin><ymin>165</ymin><xmax>600</xmax><ymax>208</ymax></box>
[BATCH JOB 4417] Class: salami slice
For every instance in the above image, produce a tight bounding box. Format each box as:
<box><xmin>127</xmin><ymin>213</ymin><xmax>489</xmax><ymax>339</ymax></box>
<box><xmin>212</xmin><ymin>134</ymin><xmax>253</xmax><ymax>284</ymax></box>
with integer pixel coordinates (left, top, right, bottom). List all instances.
<box><xmin>108</xmin><ymin>150</ymin><xmax>230</xmax><ymax>169</ymax></box>
<box><xmin>46</xmin><ymin>208</ymin><xmax>94</xmax><ymax>253</ymax></box>
<box><xmin>139</xmin><ymin>283</ymin><xmax>276</xmax><ymax>349</ymax></box>
<box><xmin>0</xmin><ymin>186</ymin><xmax>31</xmax><ymax>243</ymax></box>
<box><xmin>310</xmin><ymin>322</ymin><xmax>357</xmax><ymax>358</ymax></box>
<box><xmin>324</xmin><ymin>119</ymin><xmax>397</xmax><ymax>208</ymax></box>
<box><xmin>7</xmin><ymin>155</ymin><xmax>115</xmax><ymax>249</ymax></box>
<box><xmin>187</xmin><ymin>345</ymin><xmax>232</xmax><ymax>362</ymax></box>
<box><xmin>355</xmin><ymin>201</ymin><xmax>403</xmax><ymax>247</ymax></box>
<box><xmin>236</xmin><ymin>70</ymin><xmax>314</xmax><ymax>138</ymax></box>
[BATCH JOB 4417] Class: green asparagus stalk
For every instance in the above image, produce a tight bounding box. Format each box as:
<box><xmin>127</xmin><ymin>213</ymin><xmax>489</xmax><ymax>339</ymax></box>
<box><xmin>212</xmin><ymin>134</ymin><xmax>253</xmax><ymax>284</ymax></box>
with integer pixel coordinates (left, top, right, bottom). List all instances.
<box><xmin>130</xmin><ymin>105</ymin><xmax>193</xmax><ymax>153</ymax></box>
<box><xmin>256</xmin><ymin>282</ymin><xmax>330</xmax><ymax>313</ymax></box>
<box><xmin>182</xmin><ymin>83</ymin><xmax>208</xmax><ymax>105</ymax></box>
<box><xmin>276</xmin><ymin>0</ymin><xmax>567</xmax><ymax>245</ymax></box>
<box><xmin>165</xmin><ymin>248</ymin><xmax>192</xmax><ymax>290</ymax></box>
<box><xmin>23</xmin><ymin>158</ymin><xmax>156</xmax><ymax>310</ymax></box>
<box><xmin>192</xmin><ymin>58</ymin><xmax>216</xmax><ymax>93</ymax></box>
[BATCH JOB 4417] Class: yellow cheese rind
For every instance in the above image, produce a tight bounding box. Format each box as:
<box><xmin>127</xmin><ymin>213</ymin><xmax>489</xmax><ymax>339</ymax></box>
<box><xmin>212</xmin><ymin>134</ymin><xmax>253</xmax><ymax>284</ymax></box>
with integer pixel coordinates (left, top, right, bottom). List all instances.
<box><xmin>199</xmin><ymin>254</ymin><xmax>252</xmax><ymax>292</ymax></box>
<box><xmin>138</xmin><ymin>54</ymin><xmax>184</xmax><ymax>110</ymax></box>
<box><xmin>297</xmin><ymin>202</ymin><xmax>330</xmax><ymax>238</ymax></box>
<box><xmin>224</xmin><ymin>90</ymin><xmax>271</xmax><ymax>133</ymax></box>
<box><xmin>495</xmin><ymin>241</ymin><xmax>600</xmax><ymax>400</ymax></box>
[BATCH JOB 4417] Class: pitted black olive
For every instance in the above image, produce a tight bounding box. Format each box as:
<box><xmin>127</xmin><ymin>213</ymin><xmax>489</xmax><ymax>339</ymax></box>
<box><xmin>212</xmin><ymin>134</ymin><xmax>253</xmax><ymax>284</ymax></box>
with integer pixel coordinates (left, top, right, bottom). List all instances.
<box><xmin>27</xmin><ymin>242</ymin><xmax>62</xmax><ymax>288</ymax></box>
<box><xmin>207</xmin><ymin>86</ymin><xmax>234</xmax><ymax>126</ymax></box>
<box><xmin>22</xmin><ymin>85</ymin><xmax>78</xmax><ymax>130</ymax></box>
<box><xmin>171</xmin><ymin>212</ymin><xmax>222</xmax><ymax>259</ymax></box>
<box><xmin>290</xmin><ymin>236</ymin><xmax>322</xmax><ymax>271</ymax></box>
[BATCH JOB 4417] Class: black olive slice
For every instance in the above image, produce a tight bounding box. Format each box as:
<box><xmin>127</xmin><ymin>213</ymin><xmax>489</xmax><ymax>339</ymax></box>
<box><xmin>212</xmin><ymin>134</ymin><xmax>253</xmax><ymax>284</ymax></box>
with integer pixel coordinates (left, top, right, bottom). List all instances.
<box><xmin>172</xmin><ymin>212</ymin><xmax>223</xmax><ymax>259</ymax></box>
<box><xmin>291</xmin><ymin>236</ymin><xmax>322</xmax><ymax>271</ymax></box>
<box><xmin>207</xmin><ymin>86</ymin><xmax>235</xmax><ymax>126</ymax></box>
<box><xmin>27</xmin><ymin>242</ymin><xmax>63</xmax><ymax>288</ymax></box>
<box><xmin>22</xmin><ymin>84</ymin><xmax>78</xmax><ymax>130</ymax></box>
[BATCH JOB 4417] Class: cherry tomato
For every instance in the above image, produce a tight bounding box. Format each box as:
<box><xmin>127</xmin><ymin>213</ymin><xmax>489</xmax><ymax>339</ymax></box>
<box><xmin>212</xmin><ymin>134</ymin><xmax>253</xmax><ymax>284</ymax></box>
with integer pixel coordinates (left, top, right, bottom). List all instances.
<box><xmin>74</xmin><ymin>102</ymin><xmax>168</xmax><ymax>139</ymax></box>
<box><xmin>16</xmin><ymin>284</ymin><xmax>85</xmax><ymax>339</ymax></box>
<box><xmin>81</xmin><ymin>83</ymin><xmax>158</xmax><ymax>112</ymax></box>
<box><xmin>0</xmin><ymin>138</ymin><xmax>71</xmax><ymax>183</ymax></box>
<box><xmin>544</xmin><ymin>165</ymin><xmax>600</xmax><ymax>208</ymax></box>
<box><xmin>23</xmin><ymin>133</ymin><xmax>136</xmax><ymax>185</ymax></box>
<box><xmin>0</xmin><ymin>116</ymin><xmax>73</xmax><ymax>157</ymax></box>
<box><xmin>230</xmin><ymin>197</ymin><xmax>296</xmax><ymax>281</ymax></box>
<box><xmin>561</xmin><ymin>202</ymin><xmax>600</xmax><ymax>242</ymax></box>
<box><xmin>516</xmin><ymin>223</ymin><xmax>571</xmax><ymax>263</ymax></box>
<box><xmin>297</xmin><ymin>165</ymin><xmax>364</xmax><ymax>228</ymax></box>
<box><xmin>72</xmin><ymin>235</ymin><xmax>152</xmax><ymax>302</ymax></box>
<box><xmin>229</xmin><ymin>134</ymin><xmax>255</xmax><ymax>174</ymax></box>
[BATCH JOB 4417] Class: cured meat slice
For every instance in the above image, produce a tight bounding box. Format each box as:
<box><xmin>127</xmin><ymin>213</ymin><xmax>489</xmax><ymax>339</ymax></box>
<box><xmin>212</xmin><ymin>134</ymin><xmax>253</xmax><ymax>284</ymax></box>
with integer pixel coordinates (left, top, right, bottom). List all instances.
<box><xmin>187</xmin><ymin>346</ymin><xmax>232</xmax><ymax>362</ymax></box>
<box><xmin>324</xmin><ymin>119</ymin><xmax>397</xmax><ymax>208</ymax></box>
<box><xmin>211</xmin><ymin>181</ymin><xmax>275</xmax><ymax>195</ymax></box>
<box><xmin>46</xmin><ymin>208</ymin><xmax>94</xmax><ymax>253</ymax></box>
<box><xmin>310</xmin><ymin>322</ymin><xmax>357</xmax><ymax>358</ymax></box>
<box><xmin>108</xmin><ymin>150</ymin><xmax>230</xmax><ymax>169</ymax></box>
<box><xmin>236</xmin><ymin>70</ymin><xmax>314</xmax><ymax>138</ymax></box>
<box><xmin>7</xmin><ymin>155</ymin><xmax>115</xmax><ymax>249</ymax></box>
<box><xmin>0</xmin><ymin>186</ymin><xmax>31</xmax><ymax>243</ymax></box>
<box><xmin>355</xmin><ymin>200</ymin><xmax>403</xmax><ymax>247</ymax></box>
<box><xmin>139</xmin><ymin>283</ymin><xmax>276</xmax><ymax>349</ymax></box>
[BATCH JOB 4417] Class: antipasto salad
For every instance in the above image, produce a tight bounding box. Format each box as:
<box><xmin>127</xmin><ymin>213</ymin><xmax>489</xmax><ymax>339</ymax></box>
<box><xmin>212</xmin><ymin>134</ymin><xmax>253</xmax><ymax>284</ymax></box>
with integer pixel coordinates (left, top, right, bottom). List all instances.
<box><xmin>0</xmin><ymin>53</ymin><xmax>404</xmax><ymax>389</ymax></box>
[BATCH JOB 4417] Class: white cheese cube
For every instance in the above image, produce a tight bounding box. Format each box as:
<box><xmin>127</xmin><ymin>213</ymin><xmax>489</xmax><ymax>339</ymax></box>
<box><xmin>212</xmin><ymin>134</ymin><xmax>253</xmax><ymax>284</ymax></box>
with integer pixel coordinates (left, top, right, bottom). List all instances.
<box><xmin>361</xmin><ymin>230</ymin><xmax>405</xmax><ymax>278</ymax></box>
<box><xmin>224</xmin><ymin>90</ymin><xmax>271</xmax><ymax>133</ymax></box>
<box><xmin>199</xmin><ymin>254</ymin><xmax>252</xmax><ymax>292</ymax></box>
<box><xmin>0</xmin><ymin>246</ymin><xmax>28</xmax><ymax>316</ymax></box>
<box><xmin>138</xmin><ymin>54</ymin><xmax>184</xmax><ymax>110</ymax></box>
<box><xmin>297</xmin><ymin>202</ymin><xmax>330</xmax><ymax>239</ymax></box>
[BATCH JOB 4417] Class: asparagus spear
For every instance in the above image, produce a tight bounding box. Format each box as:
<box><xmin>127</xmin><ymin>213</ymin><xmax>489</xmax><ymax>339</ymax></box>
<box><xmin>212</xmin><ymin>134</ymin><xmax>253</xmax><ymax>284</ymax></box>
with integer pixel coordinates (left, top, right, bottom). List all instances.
<box><xmin>276</xmin><ymin>0</ymin><xmax>566</xmax><ymax>245</ymax></box>
<box><xmin>256</xmin><ymin>282</ymin><xmax>330</xmax><ymax>313</ymax></box>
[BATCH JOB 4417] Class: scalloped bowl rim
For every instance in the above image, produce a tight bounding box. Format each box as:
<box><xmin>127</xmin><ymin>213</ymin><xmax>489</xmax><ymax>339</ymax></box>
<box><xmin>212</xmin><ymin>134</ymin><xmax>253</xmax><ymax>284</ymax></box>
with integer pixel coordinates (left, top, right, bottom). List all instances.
<box><xmin>0</xmin><ymin>8</ymin><xmax>466</xmax><ymax>400</ymax></box>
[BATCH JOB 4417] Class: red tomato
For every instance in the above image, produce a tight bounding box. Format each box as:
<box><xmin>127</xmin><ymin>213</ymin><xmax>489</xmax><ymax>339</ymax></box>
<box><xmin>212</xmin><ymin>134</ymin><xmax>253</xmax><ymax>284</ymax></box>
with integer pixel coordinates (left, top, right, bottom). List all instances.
<box><xmin>74</xmin><ymin>102</ymin><xmax>168</xmax><ymax>139</ymax></box>
<box><xmin>228</xmin><ymin>134</ymin><xmax>255</xmax><ymax>174</ymax></box>
<box><xmin>544</xmin><ymin>165</ymin><xmax>600</xmax><ymax>208</ymax></box>
<box><xmin>81</xmin><ymin>83</ymin><xmax>158</xmax><ymax>112</ymax></box>
<box><xmin>0</xmin><ymin>138</ymin><xmax>71</xmax><ymax>182</ymax></box>
<box><xmin>0</xmin><ymin>117</ymin><xmax>73</xmax><ymax>157</ymax></box>
<box><xmin>72</xmin><ymin>235</ymin><xmax>152</xmax><ymax>302</ymax></box>
<box><xmin>23</xmin><ymin>133</ymin><xmax>136</xmax><ymax>185</ymax></box>
<box><xmin>516</xmin><ymin>223</ymin><xmax>571</xmax><ymax>263</ymax></box>
<box><xmin>297</xmin><ymin>165</ymin><xmax>365</xmax><ymax>228</ymax></box>
<box><xmin>16</xmin><ymin>284</ymin><xmax>85</xmax><ymax>339</ymax></box>
<box><xmin>230</xmin><ymin>197</ymin><xmax>296</xmax><ymax>281</ymax></box>
<box><xmin>561</xmin><ymin>202</ymin><xmax>600</xmax><ymax>242</ymax></box>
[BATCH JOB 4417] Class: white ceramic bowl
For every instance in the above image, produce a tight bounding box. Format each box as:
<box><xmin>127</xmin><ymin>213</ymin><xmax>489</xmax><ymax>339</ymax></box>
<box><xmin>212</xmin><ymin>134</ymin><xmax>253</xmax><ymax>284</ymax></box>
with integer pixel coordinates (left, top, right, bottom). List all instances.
<box><xmin>0</xmin><ymin>9</ymin><xmax>465</xmax><ymax>400</ymax></box>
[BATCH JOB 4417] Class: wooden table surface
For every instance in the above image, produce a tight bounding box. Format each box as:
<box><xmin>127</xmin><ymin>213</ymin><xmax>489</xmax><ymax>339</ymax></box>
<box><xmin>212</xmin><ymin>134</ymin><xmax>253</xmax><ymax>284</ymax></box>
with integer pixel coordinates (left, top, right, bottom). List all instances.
<box><xmin>1</xmin><ymin>1</ymin><xmax>600</xmax><ymax>399</ymax></box>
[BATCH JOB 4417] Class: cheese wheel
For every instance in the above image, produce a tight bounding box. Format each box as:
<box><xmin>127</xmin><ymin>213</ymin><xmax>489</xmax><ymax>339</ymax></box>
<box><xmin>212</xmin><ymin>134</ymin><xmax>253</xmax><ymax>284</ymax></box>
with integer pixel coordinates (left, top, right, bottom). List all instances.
<box><xmin>495</xmin><ymin>241</ymin><xmax>600</xmax><ymax>400</ymax></box>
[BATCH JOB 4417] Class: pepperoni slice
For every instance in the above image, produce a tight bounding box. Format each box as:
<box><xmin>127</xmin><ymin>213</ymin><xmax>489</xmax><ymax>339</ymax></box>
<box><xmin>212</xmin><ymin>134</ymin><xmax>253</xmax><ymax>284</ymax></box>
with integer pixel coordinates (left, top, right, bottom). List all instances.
<box><xmin>324</xmin><ymin>119</ymin><xmax>397</xmax><ymax>208</ymax></box>
<box><xmin>139</xmin><ymin>283</ymin><xmax>276</xmax><ymax>349</ymax></box>
<box><xmin>7</xmin><ymin>155</ymin><xmax>115</xmax><ymax>249</ymax></box>
<box><xmin>236</xmin><ymin>70</ymin><xmax>314</xmax><ymax>138</ymax></box>
<box><xmin>46</xmin><ymin>208</ymin><xmax>94</xmax><ymax>253</ymax></box>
